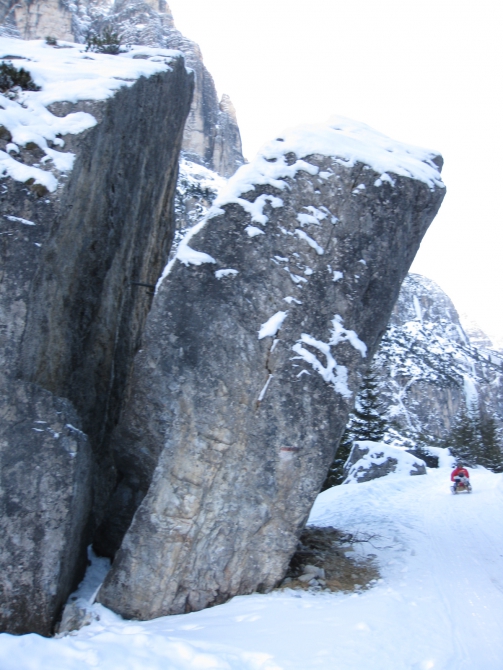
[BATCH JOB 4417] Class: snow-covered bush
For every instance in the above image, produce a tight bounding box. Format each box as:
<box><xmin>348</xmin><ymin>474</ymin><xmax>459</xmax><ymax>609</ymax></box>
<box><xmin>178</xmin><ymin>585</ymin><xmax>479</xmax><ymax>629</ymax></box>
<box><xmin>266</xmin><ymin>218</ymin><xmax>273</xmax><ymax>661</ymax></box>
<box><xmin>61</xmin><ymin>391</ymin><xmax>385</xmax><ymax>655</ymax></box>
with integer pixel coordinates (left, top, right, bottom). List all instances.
<box><xmin>86</xmin><ymin>29</ymin><xmax>124</xmax><ymax>55</ymax></box>
<box><xmin>444</xmin><ymin>402</ymin><xmax>503</xmax><ymax>472</ymax></box>
<box><xmin>0</xmin><ymin>61</ymin><xmax>40</xmax><ymax>93</ymax></box>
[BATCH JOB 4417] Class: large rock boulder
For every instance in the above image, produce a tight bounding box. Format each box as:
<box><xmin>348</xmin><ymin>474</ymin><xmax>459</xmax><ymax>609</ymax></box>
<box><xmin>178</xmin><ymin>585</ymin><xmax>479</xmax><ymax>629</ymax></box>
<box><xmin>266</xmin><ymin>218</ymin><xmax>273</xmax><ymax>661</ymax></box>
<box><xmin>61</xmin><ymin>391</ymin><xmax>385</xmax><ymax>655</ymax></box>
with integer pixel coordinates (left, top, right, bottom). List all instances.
<box><xmin>0</xmin><ymin>38</ymin><xmax>193</xmax><ymax>635</ymax></box>
<box><xmin>342</xmin><ymin>441</ymin><xmax>427</xmax><ymax>483</ymax></box>
<box><xmin>97</xmin><ymin>116</ymin><xmax>445</xmax><ymax>619</ymax></box>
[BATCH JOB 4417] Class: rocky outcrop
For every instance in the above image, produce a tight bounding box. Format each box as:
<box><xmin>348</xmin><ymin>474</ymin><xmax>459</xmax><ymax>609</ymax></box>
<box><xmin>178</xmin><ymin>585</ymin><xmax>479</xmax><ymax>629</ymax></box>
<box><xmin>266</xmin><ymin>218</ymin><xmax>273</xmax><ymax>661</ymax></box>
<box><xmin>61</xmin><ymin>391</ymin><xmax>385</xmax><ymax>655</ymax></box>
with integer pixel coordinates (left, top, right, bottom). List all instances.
<box><xmin>343</xmin><ymin>441</ymin><xmax>426</xmax><ymax>483</ymax></box>
<box><xmin>459</xmin><ymin>313</ymin><xmax>495</xmax><ymax>350</ymax></box>
<box><xmin>374</xmin><ymin>274</ymin><xmax>503</xmax><ymax>445</ymax></box>
<box><xmin>0</xmin><ymin>39</ymin><xmax>193</xmax><ymax>635</ymax></box>
<box><xmin>97</xmin><ymin>117</ymin><xmax>445</xmax><ymax>619</ymax></box>
<box><xmin>0</xmin><ymin>0</ymin><xmax>245</xmax><ymax>176</ymax></box>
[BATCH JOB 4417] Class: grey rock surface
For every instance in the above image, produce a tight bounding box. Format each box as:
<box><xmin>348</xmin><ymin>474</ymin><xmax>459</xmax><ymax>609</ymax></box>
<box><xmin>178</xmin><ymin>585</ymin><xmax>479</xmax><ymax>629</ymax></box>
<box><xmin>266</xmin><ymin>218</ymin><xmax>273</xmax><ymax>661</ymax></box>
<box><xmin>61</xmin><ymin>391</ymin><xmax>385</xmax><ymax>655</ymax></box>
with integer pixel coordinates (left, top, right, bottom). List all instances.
<box><xmin>98</xmin><ymin>125</ymin><xmax>445</xmax><ymax>619</ymax></box>
<box><xmin>0</xmin><ymin>50</ymin><xmax>192</xmax><ymax>634</ymax></box>
<box><xmin>19</xmin><ymin>63</ymin><xmax>193</xmax><ymax>490</ymax></box>
<box><xmin>0</xmin><ymin>381</ymin><xmax>92</xmax><ymax>636</ymax></box>
<box><xmin>0</xmin><ymin>0</ymin><xmax>245</xmax><ymax>176</ymax></box>
<box><xmin>342</xmin><ymin>441</ymin><xmax>426</xmax><ymax>483</ymax></box>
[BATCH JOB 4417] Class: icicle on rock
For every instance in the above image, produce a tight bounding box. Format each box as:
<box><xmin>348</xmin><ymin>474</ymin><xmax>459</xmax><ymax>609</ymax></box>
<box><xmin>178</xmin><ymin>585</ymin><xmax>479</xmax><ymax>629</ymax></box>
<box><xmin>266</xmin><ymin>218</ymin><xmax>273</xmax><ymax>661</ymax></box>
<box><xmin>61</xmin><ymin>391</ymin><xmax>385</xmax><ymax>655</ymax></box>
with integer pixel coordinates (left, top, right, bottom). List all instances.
<box><xmin>98</xmin><ymin>116</ymin><xmax>445</xmax><ymax>619</ymax></box>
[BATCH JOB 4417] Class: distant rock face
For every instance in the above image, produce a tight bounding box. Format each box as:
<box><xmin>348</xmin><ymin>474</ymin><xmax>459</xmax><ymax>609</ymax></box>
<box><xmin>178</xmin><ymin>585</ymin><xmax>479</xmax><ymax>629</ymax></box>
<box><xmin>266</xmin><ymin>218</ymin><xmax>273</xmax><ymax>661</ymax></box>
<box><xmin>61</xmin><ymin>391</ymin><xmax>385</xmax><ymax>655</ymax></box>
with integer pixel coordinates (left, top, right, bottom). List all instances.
<box><xmin>97</xmin><ymin>118</ymin><xmax>445</xmax><ymax>620</ymax></box>
<box><xmin>459</xmin><ymin>313</ymin><xmax>495</xmax><ymax>350</ymax></box>
<box><xmin>375</xmin><ymin>274</ymin><xmax>503</xmax><ymax>445</ymax></box>
<box><xmin>0</xmin><ymin>39</ymin><xmax>193</xmax><ymax>635</ymax></box>
<box><xmin>0</xmin><ymin>0</ymin><xmax>75</xmax><ymax>41</ymax></box>
<box><xmin>0</xmin><ymin>0</ymin><xmax>245</xmax><ymax>176</ymax></box>
<box><xmin>343</xmin><ymin>441</ymin><xmax>426</xmax><ymax>483</ymax></box>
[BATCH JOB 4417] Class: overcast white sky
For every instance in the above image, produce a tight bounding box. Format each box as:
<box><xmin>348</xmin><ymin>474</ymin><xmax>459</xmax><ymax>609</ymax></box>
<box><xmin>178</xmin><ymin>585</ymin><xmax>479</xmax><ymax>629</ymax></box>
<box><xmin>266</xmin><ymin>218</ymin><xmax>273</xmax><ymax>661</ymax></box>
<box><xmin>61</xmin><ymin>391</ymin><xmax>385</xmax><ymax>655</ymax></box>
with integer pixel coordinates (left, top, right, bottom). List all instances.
<box><xmin>169</xmin><ymin>0</ymin><xmax>503</xmax><ymax>344</ymax></box>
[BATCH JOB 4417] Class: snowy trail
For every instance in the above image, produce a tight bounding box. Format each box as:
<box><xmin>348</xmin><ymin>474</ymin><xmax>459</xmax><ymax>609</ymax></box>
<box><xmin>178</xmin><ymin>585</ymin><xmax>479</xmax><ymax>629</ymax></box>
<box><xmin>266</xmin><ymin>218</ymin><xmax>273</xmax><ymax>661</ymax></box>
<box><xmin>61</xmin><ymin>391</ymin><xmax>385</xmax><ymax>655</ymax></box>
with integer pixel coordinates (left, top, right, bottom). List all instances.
<box><xmin>420</xmin><ymin>472</ymin><xmax>503</xmax><ymax>669</ymax></box>
<box><xmin>1</xmin><ymin>466</ymin><xmax>502</xmax><ymax>669</ymax></box>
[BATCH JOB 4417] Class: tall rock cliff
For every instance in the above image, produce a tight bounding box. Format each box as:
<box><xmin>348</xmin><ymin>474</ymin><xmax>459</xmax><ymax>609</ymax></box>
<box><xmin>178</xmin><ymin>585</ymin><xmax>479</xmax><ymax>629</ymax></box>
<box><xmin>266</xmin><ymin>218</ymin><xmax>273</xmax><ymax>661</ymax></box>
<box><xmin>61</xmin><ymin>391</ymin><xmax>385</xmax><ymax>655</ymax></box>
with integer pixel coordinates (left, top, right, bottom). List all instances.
<box><xmin>0</xmin><ymin>0</ymin><xmax>245</xmax><ymax>177</ymax></box>
<box><xmin>97</xmin><ymin>117</ymin><xmax>445</xmax><ymax>620</ymax></box>
<box><xmin>374</xmin><ymin>274</ymin><xmax>503</xmax><ymax>446</ymax></box>
<box><xmin>0</xmin><ymin>38</ymin><xmax>193</xmax><ymax>635</ymax></box>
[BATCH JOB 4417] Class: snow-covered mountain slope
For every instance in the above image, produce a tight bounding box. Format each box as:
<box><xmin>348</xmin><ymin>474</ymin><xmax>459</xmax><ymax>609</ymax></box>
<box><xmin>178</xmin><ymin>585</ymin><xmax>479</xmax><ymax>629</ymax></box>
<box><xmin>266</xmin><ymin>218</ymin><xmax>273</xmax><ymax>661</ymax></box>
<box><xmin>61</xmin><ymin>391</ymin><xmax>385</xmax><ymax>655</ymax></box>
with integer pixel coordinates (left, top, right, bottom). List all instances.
<box><xmin>375</xmin><ymin>274</ymin><xmax>503</xmax><ymax>447</ymax></box>
<box><xmin>0</xmin><ymin>0</ymin><xmax>244</xmax><ymax>176</ymax></box>
<box><xmin>1</xmin><ymin>462</ymin><xmax>502</xmax><ymax>669</ymax></box>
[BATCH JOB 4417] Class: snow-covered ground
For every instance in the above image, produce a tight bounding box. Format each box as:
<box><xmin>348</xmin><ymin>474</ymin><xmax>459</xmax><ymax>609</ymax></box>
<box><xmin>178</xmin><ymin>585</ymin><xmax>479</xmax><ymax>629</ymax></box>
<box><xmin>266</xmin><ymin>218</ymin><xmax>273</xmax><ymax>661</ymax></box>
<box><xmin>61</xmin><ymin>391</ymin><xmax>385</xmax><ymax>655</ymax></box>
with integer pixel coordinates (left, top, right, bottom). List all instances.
<box><xmin>1</xmin><ymin>462</ymin><xmax>502</xmax><ymax>669</ymax></box>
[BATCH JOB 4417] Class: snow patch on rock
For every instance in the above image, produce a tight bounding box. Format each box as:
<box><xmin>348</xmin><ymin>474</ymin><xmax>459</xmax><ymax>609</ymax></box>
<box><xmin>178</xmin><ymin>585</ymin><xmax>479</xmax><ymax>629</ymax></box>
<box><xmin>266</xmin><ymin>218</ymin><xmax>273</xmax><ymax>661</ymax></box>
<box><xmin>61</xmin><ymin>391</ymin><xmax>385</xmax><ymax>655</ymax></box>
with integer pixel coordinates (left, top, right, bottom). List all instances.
<box><xmin>215</xmin><ymin>269</ymin><xmax>238</xmax><ymax>279</ymax></box>
<box><xmin>292</xmin><ymin>315</ymin><xmax>367</xmax><ymax>398</ymax></box>
<box><xmin>259</xmin><ymin>311</ymin><xmax>289</xmax><ymax>339</ymax></box>
<box><xmin>245</xmin><ymin>225</ymin><xmax>265</xmax><ymax>237</ymax></box>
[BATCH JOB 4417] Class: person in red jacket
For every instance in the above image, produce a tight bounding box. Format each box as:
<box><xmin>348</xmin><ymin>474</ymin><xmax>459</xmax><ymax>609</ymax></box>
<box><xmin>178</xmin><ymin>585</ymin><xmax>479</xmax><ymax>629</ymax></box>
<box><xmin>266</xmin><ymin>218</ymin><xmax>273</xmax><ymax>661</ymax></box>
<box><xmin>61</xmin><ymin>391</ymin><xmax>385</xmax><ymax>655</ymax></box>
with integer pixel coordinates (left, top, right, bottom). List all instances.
<box><xmin>451</xmin><ymin>463</ymin><xmax>471</xmax><ymax>492</ymax></box>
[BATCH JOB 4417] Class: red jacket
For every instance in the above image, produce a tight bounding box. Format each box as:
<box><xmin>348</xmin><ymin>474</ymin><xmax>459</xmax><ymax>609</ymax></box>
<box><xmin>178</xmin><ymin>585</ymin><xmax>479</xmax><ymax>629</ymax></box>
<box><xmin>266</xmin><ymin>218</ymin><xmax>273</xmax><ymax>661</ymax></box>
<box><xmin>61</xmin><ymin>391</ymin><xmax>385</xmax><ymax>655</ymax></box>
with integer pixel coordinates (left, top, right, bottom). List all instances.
<box><xmin>451</xmin><ymin>466</ymin><xmax>470</xmax><ymax>481</ymax></box>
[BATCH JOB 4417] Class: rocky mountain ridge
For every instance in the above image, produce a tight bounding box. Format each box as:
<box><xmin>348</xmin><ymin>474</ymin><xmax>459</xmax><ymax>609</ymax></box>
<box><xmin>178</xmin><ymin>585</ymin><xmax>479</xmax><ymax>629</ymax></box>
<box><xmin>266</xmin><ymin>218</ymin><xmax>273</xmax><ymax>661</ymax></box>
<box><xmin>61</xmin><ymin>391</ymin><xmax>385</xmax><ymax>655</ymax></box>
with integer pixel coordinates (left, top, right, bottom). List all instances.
<box><xmin>375</xmin><ymin>273</ymin><xmax>503</xmax><ymax>449</ymax></box>
<box><xmin>0</xmin><ymin>0</ymin><xmax>245</xmax><ymax>177</ymax></box>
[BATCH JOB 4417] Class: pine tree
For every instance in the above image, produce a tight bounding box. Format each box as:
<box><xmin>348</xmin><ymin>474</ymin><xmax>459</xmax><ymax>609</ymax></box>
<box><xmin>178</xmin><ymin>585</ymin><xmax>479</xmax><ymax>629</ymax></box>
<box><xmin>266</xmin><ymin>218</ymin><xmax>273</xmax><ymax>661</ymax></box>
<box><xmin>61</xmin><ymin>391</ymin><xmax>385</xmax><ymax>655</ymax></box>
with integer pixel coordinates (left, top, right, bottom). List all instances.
<box><xmin>478</xmin><ymin>415</ymin><xmax>503</xmax><ymax>472</ymax></box>
<box><xmin>445</xmin><ymin>402</ymin><xmax>479</xmax><ymax>467</ymax></box>
<box><xmin>446</xmin><ymin>401</ymin><xmax>503</xmax><ymax>472</ymax></box>
<box><xmin>322</xmin><ymin>367</ymin><xmax>387</xmax><ymax>490</ymax></box>
<box><xmin>350</xmin><ymin>367</ymin><xmax>387</xmax><ymax>442</ymax></box>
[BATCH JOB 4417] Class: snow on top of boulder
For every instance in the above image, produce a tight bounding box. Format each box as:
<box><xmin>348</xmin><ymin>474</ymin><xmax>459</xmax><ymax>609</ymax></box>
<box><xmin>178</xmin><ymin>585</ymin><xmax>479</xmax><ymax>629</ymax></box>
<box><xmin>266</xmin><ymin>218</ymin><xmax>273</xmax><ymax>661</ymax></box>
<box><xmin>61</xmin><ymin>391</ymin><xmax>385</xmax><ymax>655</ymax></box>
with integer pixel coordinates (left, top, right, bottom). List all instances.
<box><xmin>164</xmin><ymin>116</ymin><xmax>443</xmax><ymax>276</ymax></box>
<box><xmin>0</xmin><ymin>37</ymin><xmax>183</xmax><ymax>191</ymax></box>
<box><xmin>212</xmin><ymin>115</ymin><xmax>444</xmax><ymax>219</ymax></box>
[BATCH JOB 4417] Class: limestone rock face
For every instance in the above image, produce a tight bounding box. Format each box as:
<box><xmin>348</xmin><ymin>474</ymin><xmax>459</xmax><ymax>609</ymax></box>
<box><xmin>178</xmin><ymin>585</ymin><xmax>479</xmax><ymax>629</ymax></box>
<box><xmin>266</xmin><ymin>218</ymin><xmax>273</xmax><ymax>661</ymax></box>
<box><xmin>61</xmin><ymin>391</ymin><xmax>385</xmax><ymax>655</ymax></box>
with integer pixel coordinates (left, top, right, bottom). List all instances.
<box><xmin>0</xmin><ymin>40</ymin><xmax>193</xmax><ymax>634</ymax></box>
<box><xmin>342</xmin><ymin>441</ymin><xmax>426</xmax><ymax>484</ymax></box>
<box><xmin>1</xmin><ymin>0</ymin><xmax>74</xmax><ymax>41</ymax></box>
<box><xmin>0</xmin><ymin>0</ymin><xmax>245</xmax><ymax>176</ymax></box>
<box><xmin>97</xmin><ymin>118</ymin><xmax>445</xmax><ymax>619</ymax></box>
